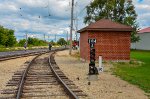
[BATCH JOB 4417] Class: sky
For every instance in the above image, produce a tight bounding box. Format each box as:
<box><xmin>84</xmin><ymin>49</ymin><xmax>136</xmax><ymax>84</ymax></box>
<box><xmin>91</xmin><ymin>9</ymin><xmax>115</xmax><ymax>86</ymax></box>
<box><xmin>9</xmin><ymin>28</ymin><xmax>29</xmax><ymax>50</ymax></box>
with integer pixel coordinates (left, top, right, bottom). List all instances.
<box><xmin>0</xmin><ymin>0</ymin><xmax>149</xmax><ymax>41</ymax></box>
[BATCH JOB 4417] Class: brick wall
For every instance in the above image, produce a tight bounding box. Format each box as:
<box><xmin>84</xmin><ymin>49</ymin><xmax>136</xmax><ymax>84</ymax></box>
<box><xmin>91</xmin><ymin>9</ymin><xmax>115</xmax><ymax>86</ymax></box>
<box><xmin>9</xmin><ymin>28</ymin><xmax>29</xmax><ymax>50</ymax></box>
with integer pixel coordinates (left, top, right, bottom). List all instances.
<box><xmin>80</xmin><ymin>31</ymin><xmax>131</xmax><ymax>61</ymax></box>
<box><xmin>80</xmin><ymin>31</ymin><xmax>88</xmax><ymax>61</ymax></box>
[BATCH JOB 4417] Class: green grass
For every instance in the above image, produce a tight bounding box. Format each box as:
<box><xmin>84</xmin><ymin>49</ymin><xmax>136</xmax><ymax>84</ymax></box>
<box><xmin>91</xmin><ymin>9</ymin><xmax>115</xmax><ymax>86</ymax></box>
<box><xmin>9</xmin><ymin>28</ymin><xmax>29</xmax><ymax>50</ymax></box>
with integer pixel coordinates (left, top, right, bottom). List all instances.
<box><xmin>112</xmin><ymin>50</ymin><xmax>150</xmax><ymax>94</ymax></box>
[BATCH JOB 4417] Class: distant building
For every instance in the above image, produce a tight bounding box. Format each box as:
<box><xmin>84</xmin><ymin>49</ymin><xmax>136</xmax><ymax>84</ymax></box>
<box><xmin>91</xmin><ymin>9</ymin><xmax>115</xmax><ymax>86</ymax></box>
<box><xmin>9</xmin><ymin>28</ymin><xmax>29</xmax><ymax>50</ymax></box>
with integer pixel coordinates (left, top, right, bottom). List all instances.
<box><xmin>131</xmin><ymin>27</ymin><xmax>150</xmax><ymax>50</ymax></box>
<box><xmin>78</xmin><ymin>19</ymin><xmax>133</xmax><ymax>61</ymax></box>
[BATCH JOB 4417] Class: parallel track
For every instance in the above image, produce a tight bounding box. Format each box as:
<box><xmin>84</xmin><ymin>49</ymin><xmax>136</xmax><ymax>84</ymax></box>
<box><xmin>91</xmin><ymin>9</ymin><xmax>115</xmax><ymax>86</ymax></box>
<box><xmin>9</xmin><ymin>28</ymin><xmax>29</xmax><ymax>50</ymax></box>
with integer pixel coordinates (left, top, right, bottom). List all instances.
<box><xmin>0</xmin><ymin>49</ymin><xmax>87</xmax><ymax>99</ymax></box>
<box><xmin>0</xmin><ymin>51</ymin><xmax>49</xmax><ymax>62</ymax></box>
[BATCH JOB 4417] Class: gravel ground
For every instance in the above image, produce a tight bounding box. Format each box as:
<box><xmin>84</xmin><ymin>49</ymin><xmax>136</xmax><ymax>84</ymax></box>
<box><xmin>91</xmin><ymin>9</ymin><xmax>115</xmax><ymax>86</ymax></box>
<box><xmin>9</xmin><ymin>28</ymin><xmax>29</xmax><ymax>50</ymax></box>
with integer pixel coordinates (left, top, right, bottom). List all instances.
<box><xmin>55</xmin><ymin>50</ymin><xmax>148</xmax><ymax>99</ymax></box>
<box><xmin>0</xmin><ymin>56</ymin><xmax>35</xmax><ymax>91</ymax></box>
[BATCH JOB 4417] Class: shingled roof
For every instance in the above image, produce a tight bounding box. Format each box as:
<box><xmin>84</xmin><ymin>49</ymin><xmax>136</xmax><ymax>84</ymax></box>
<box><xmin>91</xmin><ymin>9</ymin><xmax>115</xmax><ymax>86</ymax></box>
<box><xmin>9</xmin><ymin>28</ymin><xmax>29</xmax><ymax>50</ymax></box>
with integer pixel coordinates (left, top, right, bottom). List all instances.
<box><xmin>138</xmin><ymin>27</ymin><xmax>150</xmax><ymax>34</ymax></box>
<box><xmin>78</xmin><ymin>19</ymin><xmax>133</xmax><ymax>33</ymax></box>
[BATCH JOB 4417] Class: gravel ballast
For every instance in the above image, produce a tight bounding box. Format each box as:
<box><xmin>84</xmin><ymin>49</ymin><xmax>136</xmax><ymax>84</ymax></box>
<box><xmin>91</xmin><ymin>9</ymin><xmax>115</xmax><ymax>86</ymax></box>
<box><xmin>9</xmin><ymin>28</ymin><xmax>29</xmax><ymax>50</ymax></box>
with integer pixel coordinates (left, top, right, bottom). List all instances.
<box><xmin>55</xmin><ymin>50</ymin><xmax>148</xmax><ymax>99</ymax></box>
<box><xmin>0</xmin><ymin>56</ymin><xmax>35</xmax><ymax>91</ymax></box>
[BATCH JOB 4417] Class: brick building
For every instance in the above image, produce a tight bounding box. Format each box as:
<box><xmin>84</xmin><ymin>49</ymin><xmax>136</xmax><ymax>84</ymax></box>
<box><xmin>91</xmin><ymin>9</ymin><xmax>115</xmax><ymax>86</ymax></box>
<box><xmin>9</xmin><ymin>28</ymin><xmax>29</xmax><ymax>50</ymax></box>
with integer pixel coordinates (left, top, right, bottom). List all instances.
<box><xmin>78</xmin><ymin>19</ymin><xmax>133</xmax><ymax>61</ymax></box>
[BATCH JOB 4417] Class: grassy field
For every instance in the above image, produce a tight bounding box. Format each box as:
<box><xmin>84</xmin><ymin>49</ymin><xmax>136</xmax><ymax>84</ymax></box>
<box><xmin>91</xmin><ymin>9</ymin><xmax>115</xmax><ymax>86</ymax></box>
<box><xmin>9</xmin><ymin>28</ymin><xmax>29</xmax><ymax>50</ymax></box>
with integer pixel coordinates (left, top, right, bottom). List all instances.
<box><xmin>112</xmin><ymin>50</ymin><xmax>150</xmax><ymax>94</ymax></box>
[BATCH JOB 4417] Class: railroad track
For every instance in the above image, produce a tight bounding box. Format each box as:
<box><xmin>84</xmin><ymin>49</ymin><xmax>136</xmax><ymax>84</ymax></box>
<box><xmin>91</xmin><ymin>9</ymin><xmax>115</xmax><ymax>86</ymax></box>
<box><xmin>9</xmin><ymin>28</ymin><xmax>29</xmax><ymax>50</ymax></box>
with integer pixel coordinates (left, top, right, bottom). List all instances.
<box><xmin>0</xmin><ymin>48</ymin><xmax>63</xmax><ymax>61</ymax></box>
<box><xmin>0</xmin><ymin>50</ymin><xmax>49</xmax><ymax>62</ymax></box>
<box><xmin>0</xmin><ymin>50</ymin><xmax>87</xmax><ymax>99</ymax></box>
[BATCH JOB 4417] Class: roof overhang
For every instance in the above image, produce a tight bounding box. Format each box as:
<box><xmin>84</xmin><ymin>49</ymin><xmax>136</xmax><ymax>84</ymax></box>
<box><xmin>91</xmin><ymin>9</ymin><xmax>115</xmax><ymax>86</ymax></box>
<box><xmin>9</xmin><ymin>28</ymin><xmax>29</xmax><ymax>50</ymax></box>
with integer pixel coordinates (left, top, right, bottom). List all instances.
<box><xmin>77</xmin><ymin>28</ymin><xmax>133</xmax><ymax>33</ymax></box>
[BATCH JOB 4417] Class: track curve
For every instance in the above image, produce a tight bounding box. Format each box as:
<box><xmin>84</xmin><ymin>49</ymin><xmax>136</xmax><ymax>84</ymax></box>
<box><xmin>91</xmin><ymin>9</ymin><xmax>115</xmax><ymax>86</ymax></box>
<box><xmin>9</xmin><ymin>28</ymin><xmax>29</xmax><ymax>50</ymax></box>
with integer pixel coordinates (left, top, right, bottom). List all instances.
<box><xmin>0</xmin><ymin>49</ymin><xmax>87</xmax><ymax>99</ymax></box>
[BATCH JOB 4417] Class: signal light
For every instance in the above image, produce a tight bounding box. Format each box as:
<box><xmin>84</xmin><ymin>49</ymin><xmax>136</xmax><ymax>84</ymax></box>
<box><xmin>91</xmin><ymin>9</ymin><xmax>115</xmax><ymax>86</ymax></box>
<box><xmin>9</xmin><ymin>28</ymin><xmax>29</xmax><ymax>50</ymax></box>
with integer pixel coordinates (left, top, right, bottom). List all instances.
<box><xmin>88</xmin><ymin>39</ymin><xmax>98</xmax><ymax>75</ymax></box>
<box><xmin>89</xmin><ymin>63</ymin><xmax>95</xmax><ymax>74</ymax></box>
<box><xmin>90</xmin><ymin>48</ymin><xmax>95</xmax><ymax>62</ymax></box>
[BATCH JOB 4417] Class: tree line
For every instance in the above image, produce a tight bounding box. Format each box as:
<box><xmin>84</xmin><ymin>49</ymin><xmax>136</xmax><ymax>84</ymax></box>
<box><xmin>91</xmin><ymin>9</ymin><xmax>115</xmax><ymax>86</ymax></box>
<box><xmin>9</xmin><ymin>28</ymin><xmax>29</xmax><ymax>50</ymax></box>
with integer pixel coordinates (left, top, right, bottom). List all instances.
<box><xmin>0</xmin><ymin>25</ymin><xmax>68</xmax><ymax>47</ymax></box>
<box><xmin>18</xmin><ymin>37</ymin><xmax>68</xmax><ymax>47</ymax></box>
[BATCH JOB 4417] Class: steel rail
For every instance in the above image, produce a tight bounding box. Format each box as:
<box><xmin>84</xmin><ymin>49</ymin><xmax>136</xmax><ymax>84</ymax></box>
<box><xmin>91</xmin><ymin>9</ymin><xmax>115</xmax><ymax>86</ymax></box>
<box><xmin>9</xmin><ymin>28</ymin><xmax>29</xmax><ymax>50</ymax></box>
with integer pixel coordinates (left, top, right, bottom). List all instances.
<box><xmin>0</xmin><ymin>47</ymin><xmax>66</xmax><ymax>61</ymax></box>
<box><xmin>14</xmin><ymin>48</ymin><xmax>66</xmax><ymax>99</ymax></box>
<box><xmin>16</xmin><ymin>52</ymin><xmax>48</xmax><ymax>99</ymax></box>
<box><xmin>0</xmin><ymin>51</ymin><xmax>49</xmax><ymax>61</ymax></box>
<box><xmin>48</xmin><ymin>52</ymin><xmax>79</xmax><ymax>99</ymax></box>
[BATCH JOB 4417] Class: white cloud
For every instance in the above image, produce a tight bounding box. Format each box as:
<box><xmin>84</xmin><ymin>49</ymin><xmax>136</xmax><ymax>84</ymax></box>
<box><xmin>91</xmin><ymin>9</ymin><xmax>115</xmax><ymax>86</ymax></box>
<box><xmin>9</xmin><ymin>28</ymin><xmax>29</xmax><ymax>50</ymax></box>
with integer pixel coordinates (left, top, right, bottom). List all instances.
<box><xmin>0</xmin><ymin>1</ymin><xmax>19</xmax><ymax>12</ymax></box>
<box><xmin>0</xmin><ymin>0</ymin><xmax>150</xmax><ymax>41</ymax></box>
<box><xmin>17</xmin><ymin>0</ymin><xmax>46</xmax><ymax>7</ymax></box>
<box><xmin>132</xmin><ymin>0</ymin><xmax>150</xmax><ymax>28</ymax></box>
<box><xmin>21</xmin><ymin>20</ymin><xmax>30</xmax><ymax>29</ymax></box>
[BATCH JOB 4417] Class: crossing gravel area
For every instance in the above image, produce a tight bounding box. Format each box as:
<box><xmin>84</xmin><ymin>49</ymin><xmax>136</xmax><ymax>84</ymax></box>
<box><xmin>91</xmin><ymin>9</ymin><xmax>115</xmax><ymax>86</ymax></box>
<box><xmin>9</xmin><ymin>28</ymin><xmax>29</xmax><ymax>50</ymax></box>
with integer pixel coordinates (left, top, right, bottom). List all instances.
<box><xmin>55</xmin><ymin>50</ymin><xmax>148</xmax><ymax>99</ymax></box>
<box><xmin>0</xmin><ymin>56</ymin><xmax>35</xmax><ymax>91</ymax></box>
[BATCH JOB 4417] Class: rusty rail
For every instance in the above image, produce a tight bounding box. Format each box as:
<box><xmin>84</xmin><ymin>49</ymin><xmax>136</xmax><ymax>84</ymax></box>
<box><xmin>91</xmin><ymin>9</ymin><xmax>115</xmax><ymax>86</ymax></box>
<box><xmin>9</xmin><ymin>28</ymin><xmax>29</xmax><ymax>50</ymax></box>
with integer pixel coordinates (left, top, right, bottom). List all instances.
<box><xmin>0</xmin><ymin>48</ymin><xmax>84</xmax><ymax>99</ymax></box>
<box><xmin>15</xmin><ymin>48</ymin><xmax>66</xmax><ymax>99</ymax></box>
<box><xmin>16</xmin><ymin>53</ymin><xmax>42</xmax><ymax>99</ymax></box>
<box><xmin>48</xmin><ymin>52</ymin><xmax>79</xmax><ymax>99</ymax></box>
<box><xmin>0</xmin><ymin>51</ymin><xmax>49</xmax><ymax>61</ymax></box>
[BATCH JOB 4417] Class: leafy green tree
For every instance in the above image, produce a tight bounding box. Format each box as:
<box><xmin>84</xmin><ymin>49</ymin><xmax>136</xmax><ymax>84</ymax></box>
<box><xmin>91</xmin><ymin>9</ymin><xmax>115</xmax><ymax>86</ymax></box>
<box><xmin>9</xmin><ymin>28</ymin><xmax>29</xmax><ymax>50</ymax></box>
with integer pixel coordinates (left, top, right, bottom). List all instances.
<box><xmin>0</xmin><ymin>25</ymin><xmax>17</xmax><ymax>47</ymax></box>
<box><xmin>18</xmin><ymin>39</ymin><xmax>26</xmax><ymax>46</ymax></box>
<box><xmin>57</xmin><ymin>38</ymin><xmax>67</xmax><ymax>45</ymax></box>
<box><xmin>50</xmin><ymin>40</ymin><xmax>57</xmax><ymax>45</ymax></box>
<box><xmin>18</xmin><ymin>37</ymin><xmax>48</xmax><ymax>47</ymax></box>
<box><xmin>84</xmin><ymin>0</ymin><xmax>140</xmax><ymax>43</ymax></box>
<box><xmin>0</xmin><ymin>26</ymin><xmax>7</xmax><ymax>46</ymax></box>
<box><xmin>6</xmin><ymin>29</ymin><xmax>17</xmax><ymax>47</ymax></box>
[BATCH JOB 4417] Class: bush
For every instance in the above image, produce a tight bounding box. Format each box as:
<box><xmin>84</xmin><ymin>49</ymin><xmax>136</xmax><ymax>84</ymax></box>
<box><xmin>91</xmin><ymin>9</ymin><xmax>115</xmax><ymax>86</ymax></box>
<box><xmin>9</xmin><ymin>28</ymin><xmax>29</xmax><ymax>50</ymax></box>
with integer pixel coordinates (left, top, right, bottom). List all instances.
<box><xmin>18</xmin><ymin>38</ymin><xmax>48</xmax><ymax>47</ymax></box>
<box><xmin>57</xmin><ymin>38</ymin><xmax>67</xmax><ymax>46</ymax></box>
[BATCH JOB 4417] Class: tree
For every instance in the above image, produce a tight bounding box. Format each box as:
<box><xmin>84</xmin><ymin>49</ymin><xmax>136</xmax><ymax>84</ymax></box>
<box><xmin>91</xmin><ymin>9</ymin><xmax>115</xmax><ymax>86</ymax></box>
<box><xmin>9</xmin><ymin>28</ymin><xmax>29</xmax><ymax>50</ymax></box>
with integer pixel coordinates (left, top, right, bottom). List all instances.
<box><xmin>57</xmin><ymin>38</ymin><xmax>67</xmax><ymax>45</ymax></box>
<box><xmin>18</xmin><ymin>39</ymin><xmax>26</xmax><ymax>46</ymax></box>
<box><xmin>84</xmin><ymin>0</ymin><xmax>140</xmax><ymax>43</ymax></box>
<box><xmin>50</xmin><ymin>40</ymin><xmax>57</xmax><ymax>45</ymax></box>
<box><xmin>18</xmin><ymin>38</ymin><xmax>48</xmax><ymax>47</ymax></box>
<box><xmin>6</xmin><ymin>29</ymin><xmax>17</xmax><ymax>47</ymax></box>
<box><xmin>0</xmin><ymin>25</ymin><xmax>17</xmax><ymax>47</ymax></box>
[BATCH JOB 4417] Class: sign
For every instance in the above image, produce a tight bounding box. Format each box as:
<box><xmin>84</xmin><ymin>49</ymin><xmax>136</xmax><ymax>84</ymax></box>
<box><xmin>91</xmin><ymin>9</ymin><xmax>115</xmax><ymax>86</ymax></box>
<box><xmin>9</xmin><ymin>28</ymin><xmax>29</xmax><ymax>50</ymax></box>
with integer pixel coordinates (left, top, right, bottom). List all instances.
<box><xmin>90</xmin><ymin>43</ymin><xmax>95</xmax><ymax>48</ymax></box>
<box><xmin>88</xmin><ymin>39</ymin><xmax>96</xmax><ymax>44</ymax></box>
<box><xmin>97</xmin><ymin>67</ymin><xmax>103</xmax><ymax>73</ymax></box>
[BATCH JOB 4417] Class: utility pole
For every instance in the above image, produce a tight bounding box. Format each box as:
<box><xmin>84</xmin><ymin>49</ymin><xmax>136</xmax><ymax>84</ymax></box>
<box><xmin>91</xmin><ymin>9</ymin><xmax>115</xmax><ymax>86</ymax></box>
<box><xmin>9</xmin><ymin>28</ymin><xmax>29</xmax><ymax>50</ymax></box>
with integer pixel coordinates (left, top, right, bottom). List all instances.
<box><xmin>25</xmin><ymin>33</ymin><xmax>28</xmax><ymax>44</ymax></box>
<box><xmin>44</xmin><ymin>34</ymin><xmax>46</xmax><ymax>41</ymax></box>
<box><xmin>67</xmin><ymin>31</ymin><xmax>68</xmax><ymax>42</ymax></box>
<box><xmin>55</xmin><ymin>34</ymin><xmax>57</xmax><ymax>42</ymax></box>
<box><xmin>74</xmin><ymin>2</ymin><xmax>78</xmax><ymax>41</ymax></box>
<box><xmin>69</xmin><ymin>0</ymin><xmax>74</xmax><ymax>55</ymax></box>
<box><xmin>48</xmin><ymin>35</ymin><xmax>50</xmax><ymax>42</ymax></box>
<box><xmin>75</xmin><ymin>18</ymin><xmax>78</xmax><ymax>41</ymax></box>
<box><xmin>66</xmin><ymin>31</ymin><xmax>68</xmax><ymax>45</ymax></box>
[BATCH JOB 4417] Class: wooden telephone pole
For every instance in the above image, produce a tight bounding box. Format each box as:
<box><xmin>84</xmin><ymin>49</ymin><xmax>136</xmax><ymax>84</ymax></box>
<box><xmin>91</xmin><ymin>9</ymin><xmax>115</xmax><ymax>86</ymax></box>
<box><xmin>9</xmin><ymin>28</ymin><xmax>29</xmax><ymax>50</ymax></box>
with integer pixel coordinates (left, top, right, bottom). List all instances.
<box><xmin>69</xmin><ymin>0</ymin><xmax>74</xmax><ymax>55</ymax></box>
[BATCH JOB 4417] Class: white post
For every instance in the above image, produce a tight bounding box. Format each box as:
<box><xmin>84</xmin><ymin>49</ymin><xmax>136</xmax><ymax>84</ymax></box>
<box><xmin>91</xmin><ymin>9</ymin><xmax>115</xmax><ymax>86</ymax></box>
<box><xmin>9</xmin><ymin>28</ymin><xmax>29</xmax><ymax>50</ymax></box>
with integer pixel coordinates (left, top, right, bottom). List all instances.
<box><xmin>99</xmin><ymin>56</ymin><xmax>102</xmax><ymax>67</ymax></box>
<box><xmin>98</xmin><ymin>55</ymin><xmax>103</xmax><ymax>73</ymax></box>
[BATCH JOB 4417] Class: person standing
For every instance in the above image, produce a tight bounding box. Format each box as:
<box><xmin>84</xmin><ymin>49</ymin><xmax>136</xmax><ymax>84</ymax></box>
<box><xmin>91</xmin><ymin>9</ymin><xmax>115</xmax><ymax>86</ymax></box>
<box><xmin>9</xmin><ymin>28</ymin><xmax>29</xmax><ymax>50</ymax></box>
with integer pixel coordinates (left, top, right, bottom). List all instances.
<box><xmin>49</xmin><ymin>43</ymin><xmax>52</xmax><ymax>51</ymax></box>
<box><xmin>24</xmin><ymin>42</ymin><xmax>27</xmax><ymax>51</ymax></box>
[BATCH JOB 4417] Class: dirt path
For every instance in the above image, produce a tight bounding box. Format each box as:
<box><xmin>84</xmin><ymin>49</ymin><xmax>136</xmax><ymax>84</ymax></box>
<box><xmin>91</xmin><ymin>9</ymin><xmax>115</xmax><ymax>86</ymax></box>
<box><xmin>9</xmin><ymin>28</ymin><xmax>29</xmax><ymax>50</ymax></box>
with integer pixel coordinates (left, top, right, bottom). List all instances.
<box><xmin>55</xmin><ymin>50</ymin><xmax>148</xmax><ymax>99</ymax></box>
